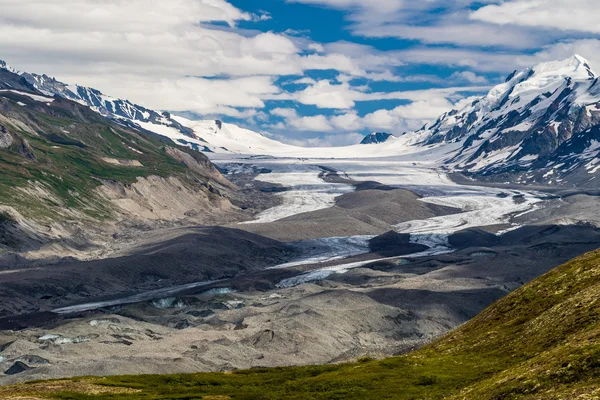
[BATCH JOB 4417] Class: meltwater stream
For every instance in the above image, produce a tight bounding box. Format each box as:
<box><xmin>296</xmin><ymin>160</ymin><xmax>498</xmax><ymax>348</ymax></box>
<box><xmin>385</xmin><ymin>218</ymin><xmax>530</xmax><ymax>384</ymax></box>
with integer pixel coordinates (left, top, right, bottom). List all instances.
<box><xmin>52</xmin><ymin>280</ymin><xmax>224</xmax><ymax>314</ymax></box>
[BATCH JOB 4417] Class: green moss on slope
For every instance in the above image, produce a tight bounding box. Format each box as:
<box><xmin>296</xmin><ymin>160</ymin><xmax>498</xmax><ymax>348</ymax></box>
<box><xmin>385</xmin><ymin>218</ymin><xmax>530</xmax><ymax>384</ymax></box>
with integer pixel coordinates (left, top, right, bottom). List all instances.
<box><xmin>0</xmin><ymin>95</ymin><xmax>212</xmax><ymax>222</ymax></box>
<box><xmin>2</xmin><ymin>249</ymin><xmax>600</xmax><ymax>399</ymax></box>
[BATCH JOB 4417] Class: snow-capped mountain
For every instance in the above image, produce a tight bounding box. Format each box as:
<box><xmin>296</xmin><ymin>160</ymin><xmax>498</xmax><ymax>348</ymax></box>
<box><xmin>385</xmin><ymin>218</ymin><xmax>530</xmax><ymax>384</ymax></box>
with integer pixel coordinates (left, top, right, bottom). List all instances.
<box><xmin>14</xmin><ymin>69</ymin><xmax>194</xmax><ymax>138</ymax></box>
<box><xmin>418</xmin><ymin>55</ymin><xmax>600</xmax><ymax>186</ymax></box>
<box><xmin>1</xmin><ymin>63</ymin><xmax>292</xmax><ymax>154</ymax></box>
<box><xmin>360</xmin><ymin>132</ymin><xmax>395</xmax><ymax>145</ymax></box>
<box><xmin>0</xmin><ymin>61</ymin><xmax>37</xmax><ymax>92</ymax></box>
<box><xmin>0</xmin><ymin>60</ymin><xmax>17</xmax><ymax>74</ymax></box>
<box><xmin>1</xmin><ymin>55</ymin><xmax>598</xmax><ymax>187</ymax></box>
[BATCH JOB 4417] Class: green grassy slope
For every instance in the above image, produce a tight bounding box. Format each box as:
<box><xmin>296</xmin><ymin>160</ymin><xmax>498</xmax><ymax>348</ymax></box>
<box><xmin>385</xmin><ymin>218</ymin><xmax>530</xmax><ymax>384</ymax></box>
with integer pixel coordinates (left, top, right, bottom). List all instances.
<box><xmin>0</xmin><ymin>92</ymin><xmax>222</xmax><ymax>223</ymax></box>
<box><xmin>2</xmin><ymin>249</ymin><xmax>599</xmax><ymax>399</ymax></box>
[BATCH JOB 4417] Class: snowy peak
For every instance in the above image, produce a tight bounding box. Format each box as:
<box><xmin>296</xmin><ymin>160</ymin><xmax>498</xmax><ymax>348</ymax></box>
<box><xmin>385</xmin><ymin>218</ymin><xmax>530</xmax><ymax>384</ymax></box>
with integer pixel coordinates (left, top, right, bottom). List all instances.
<box><xmin>15</xmin><ymin>70</ymin><xmax>197</xmax><ymax>139</ymax></box>
<box><xmin>530</xmin><ymin>54</ymin><xmax>596</xmax><ymax>81</ymax></box>
<box><xmin>0</xmin><ymin>60</ymin><xmax>17</xmax><ymax>74</ymax></box>
<box><xmin>418</xmin><ymin>54</ymin><xmax>600</xmax><ymax>187</ymax></box>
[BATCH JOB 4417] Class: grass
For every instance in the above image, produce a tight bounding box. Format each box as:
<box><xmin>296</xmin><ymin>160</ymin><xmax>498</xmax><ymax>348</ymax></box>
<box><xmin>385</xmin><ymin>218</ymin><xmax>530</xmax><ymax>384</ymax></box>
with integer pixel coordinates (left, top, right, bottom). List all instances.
<box><xmin>2</xmin><ymin>249</ymin><xmax>600</xmax><ymax>399</ymax></box>
<box><xmin>0</xmin><ymin>96</ymin><xmax>211</xmax><ymax>222</ymax></box>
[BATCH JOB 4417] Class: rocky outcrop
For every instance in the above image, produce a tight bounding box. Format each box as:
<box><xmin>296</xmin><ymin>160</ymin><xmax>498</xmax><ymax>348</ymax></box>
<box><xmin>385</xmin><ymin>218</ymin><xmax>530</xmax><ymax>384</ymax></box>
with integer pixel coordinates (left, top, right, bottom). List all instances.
<box><xmin>0</xmin><ymin>125</ymin><xmax>12</xmax><ymax>149</ymax></box>
<box><xmin>4</xmin><ymin>361</ymin><xmax>31</xmax><ymax>375</ymax></box>
<box><xmin>360</xmin><ymin>132</ymin><xmax>394</xmax><ymax>145</ymax></box>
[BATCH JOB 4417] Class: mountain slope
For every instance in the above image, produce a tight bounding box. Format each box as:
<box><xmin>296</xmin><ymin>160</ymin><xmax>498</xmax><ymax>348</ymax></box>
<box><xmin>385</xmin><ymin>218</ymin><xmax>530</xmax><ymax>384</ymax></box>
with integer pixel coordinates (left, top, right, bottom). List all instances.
<box><xmin>419</xmin><ymin>55</ymin><xmax>600</xmax><ymax>187</ymax></box>
<box><xmin>4</xmin><ymin>56</ymin><xmax>599</xmax><ymax>187</ymax></box>
<box><xmin>0</xmin><ymin>68</ymin><xmax>242</xmax><ymax>260</ymax></box>
<box><xmin>19</xmin><ymin>70</ymin><xmax>196</xmax><ymax>138</ymax></box>
<box><xmin>3</xmin><ymin>248</ymin><xmax>599</xmax><ymax>399</ymax></box>
<box><xmin>4</xmin><ymin>63</ymin><xmax>298</xmax><ymax>156</ymax></box>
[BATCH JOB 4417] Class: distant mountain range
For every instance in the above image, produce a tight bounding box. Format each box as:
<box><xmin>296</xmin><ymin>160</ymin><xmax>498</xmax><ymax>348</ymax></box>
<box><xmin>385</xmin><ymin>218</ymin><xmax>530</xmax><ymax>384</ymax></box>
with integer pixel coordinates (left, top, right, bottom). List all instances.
<box><xmin>1</xmin><ymin>55</ymin><xmax>599</xmax><ymax>187</ymax></box>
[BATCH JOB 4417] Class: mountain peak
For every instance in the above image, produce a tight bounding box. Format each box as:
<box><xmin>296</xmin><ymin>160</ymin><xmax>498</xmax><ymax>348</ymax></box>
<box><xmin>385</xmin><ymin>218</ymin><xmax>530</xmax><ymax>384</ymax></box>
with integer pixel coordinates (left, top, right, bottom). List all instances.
<box><xmin>530</xmin><ymin>54</ymin><xmax>596</xmax><ymax>80</ymax></box>
<box><xmin>360</xmin><ymin>132</ymin><xmax>394</xmax><ymax>145</ymax></box>
<box><xmin>0</xmin><ymin>60</ymin><xmax>17</xmax><ymax>74</ymax></box>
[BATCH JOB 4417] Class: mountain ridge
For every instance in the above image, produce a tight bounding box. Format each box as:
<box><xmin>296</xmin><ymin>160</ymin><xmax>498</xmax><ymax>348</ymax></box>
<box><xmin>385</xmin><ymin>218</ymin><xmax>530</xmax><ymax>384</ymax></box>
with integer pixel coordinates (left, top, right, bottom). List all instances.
<box><xmin>0</xmin><ymin>65</ymin><xmax>248</xmax><ymax>262</ymax></box>
<box><xmin>2</xmin><ymin>55</ymin><xmax>599</xmax><ymax>187</ymax></box>
<box><xmin>418</xmin><ymin>54</ymin><xmax>600</xmax><ymax>186</ymax></box>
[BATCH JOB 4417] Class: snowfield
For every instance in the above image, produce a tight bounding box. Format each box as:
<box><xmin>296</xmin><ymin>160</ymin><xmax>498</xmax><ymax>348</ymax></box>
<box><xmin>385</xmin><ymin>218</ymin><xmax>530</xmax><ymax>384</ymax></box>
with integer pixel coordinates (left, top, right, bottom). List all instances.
<box><xmin>0</xmin><ymin>89</ymin><xmax>55</xmax><ymax>104</ymax></box>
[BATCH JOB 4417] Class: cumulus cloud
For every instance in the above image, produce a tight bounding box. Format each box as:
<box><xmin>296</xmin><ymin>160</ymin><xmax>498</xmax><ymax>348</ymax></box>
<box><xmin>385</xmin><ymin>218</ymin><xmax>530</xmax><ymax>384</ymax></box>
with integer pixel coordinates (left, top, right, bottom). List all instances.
<box><xmin>360</xmin><ymin>97</ymin><xmax>457</xmax><ymax>132</ymax></box>
<box><xmin>471</xmin><ymin>0</ymin><xmax>600</xmax><ymax>34</ymax></box>
<box><xmin>292</xmin><ymin>80</ymin><xmax>367</xmax><ymax>109</ymax></box>
<box><xmin>278</xmin><ymin>78</ymin><xmax>489</xmax><ymax>110</ymax></box>
<box><xmin>270</xmin><ymin>89</ymin><xmax>483</xmax><ymax>135</ymax></box>
<box><xmin>269</xmin><ymin>108</ymin><xmax>333</xmax><ymax>132</ymax></box>
<box><xmin>0</xmin><ymin>0</ymin><xmax>411</xmax><ymax>116</ymax></box>
<box><xmin>450</xmin><ymin>71</ymin><xmax>489</xmax><ymax>84</ymax></box>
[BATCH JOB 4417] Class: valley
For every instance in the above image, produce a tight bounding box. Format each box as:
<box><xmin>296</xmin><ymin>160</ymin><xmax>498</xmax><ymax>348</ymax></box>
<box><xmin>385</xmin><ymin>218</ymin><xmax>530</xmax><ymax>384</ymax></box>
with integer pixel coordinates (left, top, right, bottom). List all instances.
<box><xmin>1</xmin><ymin>154</ymin><xmax>599</xmax><ymax>384</ymax></box>
<box><xmin>2</xmin><ymin>0</ymin><xmax>600</xmax><ymax>397</ymax></box>
<box><xmin>0</xmin><ymin>54</ymin><xmax>599</xmax><ymax>393</ymax></box>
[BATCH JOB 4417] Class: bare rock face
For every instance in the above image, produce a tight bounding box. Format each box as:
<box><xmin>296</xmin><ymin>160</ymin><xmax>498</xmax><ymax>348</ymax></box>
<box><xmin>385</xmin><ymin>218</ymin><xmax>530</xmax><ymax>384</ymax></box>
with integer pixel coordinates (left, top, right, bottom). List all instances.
<box><xmin>166</xmin><ymin>147</ymin><xmax>237</xmax><ymax>191</ymax></box>
<box><xmin>4</xmin><ymin>361</ymin><xmax>31</xmax><ymax>375</ymax></box>
<box><xmin>16</xmin><ymin>355</ymin><xmax>50</xmax><ymax>365</ymax></box>
<box><xmin>0</xmin><ymin>124</ymin><xmax>13</xmax><ymax>149</ymax></box>
<box><xmin>360</xmin><ymin>132</ymin><xmax>394</xmax><ymax>145</ymax></box>
<box><xmin>96</xmin><ymin>175</ymin><xmax>236</xmax><ymax>224</ymax></box>
<box><xmin>15</xmin><ymin>137</ymin><xmax>36</xmax><ymax>161</ymax></box>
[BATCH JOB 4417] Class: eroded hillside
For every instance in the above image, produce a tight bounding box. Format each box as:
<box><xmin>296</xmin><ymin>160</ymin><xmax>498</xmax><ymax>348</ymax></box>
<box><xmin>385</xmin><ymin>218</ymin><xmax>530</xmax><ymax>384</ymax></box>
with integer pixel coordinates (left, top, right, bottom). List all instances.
<box><xmin>0</xmin><ymin>85</ymin><xmax>250</xmax><ymax>263</ymax></box>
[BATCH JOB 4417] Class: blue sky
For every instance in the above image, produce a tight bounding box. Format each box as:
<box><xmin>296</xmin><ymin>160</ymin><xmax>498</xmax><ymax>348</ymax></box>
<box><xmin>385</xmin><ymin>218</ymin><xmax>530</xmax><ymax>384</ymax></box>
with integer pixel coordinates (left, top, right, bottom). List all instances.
<box><xmin>2</xmin><ymin>0</ymin><xmax>600</xmax><ymax>146</ymax></box>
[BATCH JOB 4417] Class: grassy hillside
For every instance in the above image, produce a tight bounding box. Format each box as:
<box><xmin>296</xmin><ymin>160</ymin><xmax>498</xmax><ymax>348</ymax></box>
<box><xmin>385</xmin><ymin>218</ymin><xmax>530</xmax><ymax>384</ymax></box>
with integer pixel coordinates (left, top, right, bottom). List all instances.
<box><xmin>2</xmin><ymin>249</ymin><xmax>599</xmax><ymax>399</ymax></box>
<box><xmin>0</xmin><ymin>90</ymin><xmax>226</xmax><ymax>224</ymax></box>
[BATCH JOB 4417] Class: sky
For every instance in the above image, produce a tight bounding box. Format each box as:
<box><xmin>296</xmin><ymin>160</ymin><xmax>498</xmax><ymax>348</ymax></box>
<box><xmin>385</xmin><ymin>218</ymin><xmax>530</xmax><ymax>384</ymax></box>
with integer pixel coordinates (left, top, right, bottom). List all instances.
<box><xmin>2</xmin><ymin>0</ymin><xmax>600</xmax><ymax>146</ymax></box>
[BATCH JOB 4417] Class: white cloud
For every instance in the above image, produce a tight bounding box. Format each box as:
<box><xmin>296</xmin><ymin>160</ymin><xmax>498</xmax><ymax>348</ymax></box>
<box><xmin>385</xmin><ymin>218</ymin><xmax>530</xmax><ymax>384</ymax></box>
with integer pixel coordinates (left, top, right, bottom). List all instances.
<box><xmin>0</xmin><ymin>0</ymin><xmax>411</xmax><ymax>115</ymax></box>
<box><xmin>279</xmin><ymin>78</ymin><xmax>489</xmax><ymax>110</ymax></box>
<box><xmin>450</xmin><ymin>71</ymin><xmax>489</xmax><ymax>84</ymax></box>
<box><xmin>357</xmin><ymin>22</ymin><xmax>543</xmax><ymax>49</ymax></box>
<box><xmin>472</xmin><ymin>0</ymin><xmax>600</xmax><ymax>34</ymax></box>
<box><xmin>291</xmin><ymin>115</ymin><xmax>334</xmax><ymax>131</ymax></box>
<box><xmin>293</xmin><ymin>80</ymin><xmax>366</xmax><ymax>109</ymax></box>
<box><xmin>392</xmin><ymin>40</ymin><xmax>600</xmax><ymax>74</ymax></box>
<box><xmin>292</xmin><ymin>77</ymin><xmax>318</xmax><ymax>85</ymax></box>
<box><xmin>330</xmin><ymin>112</ymin><xmax>363</xmax><ymax>131</ymax></box>
<box><xmin>1</xmin><ymin>0</ymin><xmax>252</xmax><ymax>31</ymax></box>
<box><xmin>360</xmin><ymin>97</ymin><xmax>456</xmax><ymax>132</ymax></box>
<box><xmin>269</xmin><ymin>88</ymin><xmax>482</xmax><ymax>135</ymax></box>
<box><xmin>270</xmin><ymin>108</ymin><xmax>333</xmax><ymax>132</ymax></box>
<box><xmin>270</xmin><ymin>107</ymin><xmax>299</xmax><ymax>119</ymax></box>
